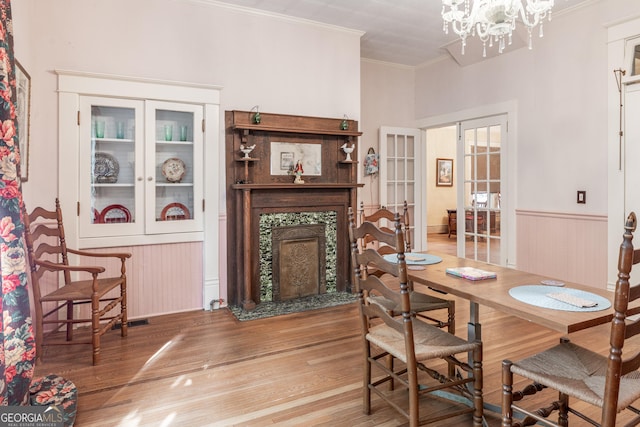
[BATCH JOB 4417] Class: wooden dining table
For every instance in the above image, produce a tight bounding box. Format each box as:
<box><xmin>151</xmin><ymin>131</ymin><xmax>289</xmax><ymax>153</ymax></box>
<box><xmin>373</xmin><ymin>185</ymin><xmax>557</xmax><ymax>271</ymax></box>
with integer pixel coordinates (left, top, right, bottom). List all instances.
<box><xmin>407</xmin><ymin>251</ymin><xmax>626</xmax><ymax>343</ymax></box>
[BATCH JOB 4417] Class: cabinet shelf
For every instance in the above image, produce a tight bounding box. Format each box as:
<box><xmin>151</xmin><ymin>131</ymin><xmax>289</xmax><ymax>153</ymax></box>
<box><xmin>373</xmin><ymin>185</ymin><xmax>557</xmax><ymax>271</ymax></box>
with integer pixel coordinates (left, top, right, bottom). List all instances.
<box><xmin>155</xmin><ymin>182</ymin><xmax>193</xmax><ymax>187</ymax></box>
<box><xmin>156</xmin><ymin>140</ymin><xmax>193</xmax><ymax>146</ymax></box>
<box><xmin>91</xmin><ymin>183</ymin><xmax>135</xmax><ymax>188</ymax></box>
<box><xmin>94</xmin><ymin>137</ymin><xmax>135</xmax><ymax>144</ymax></box>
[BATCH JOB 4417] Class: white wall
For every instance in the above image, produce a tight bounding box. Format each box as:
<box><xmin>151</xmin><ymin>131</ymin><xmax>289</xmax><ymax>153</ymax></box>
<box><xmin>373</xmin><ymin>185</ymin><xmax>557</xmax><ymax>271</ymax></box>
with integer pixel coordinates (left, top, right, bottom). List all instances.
<box><xmin>11</xmin><ymin>0</ymin><xmax>361</xmax><ymax>205</ymax></box>
<box><xmin>359</xmin><ymin>59</ymin><xmax>415</xmax><ymax>207</ymax></box>
<box><xmin>359</xmin><ymin>0</ymin><xmax>640</xmax><ymax>281</ymax></box>
<box><xmin>415</xmin><ymin>0</ymin><xmax>640</xmax><ymax>216</ymax></box>
<box><xmin>426</xmin><ymin>126</ymin><xmax>456</xmax><ymax>233</ymax></box>
<box><xmin>11</xmin><ymin>0</ymin><xmax>362</xmax><ymax>304</ymax></box>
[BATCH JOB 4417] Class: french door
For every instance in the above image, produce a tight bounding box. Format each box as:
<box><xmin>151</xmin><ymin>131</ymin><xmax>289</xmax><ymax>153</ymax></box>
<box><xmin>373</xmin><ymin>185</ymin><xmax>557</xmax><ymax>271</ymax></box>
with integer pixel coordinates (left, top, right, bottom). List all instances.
<box><xmin>457</xmin><ymin>115</ymin><xmax>507</xmax><ymax>265</ymax></box>
<box><xmin>379</xmin><ymin>127</ymin><xmax>425</xmax><ymax>251</ymax></box>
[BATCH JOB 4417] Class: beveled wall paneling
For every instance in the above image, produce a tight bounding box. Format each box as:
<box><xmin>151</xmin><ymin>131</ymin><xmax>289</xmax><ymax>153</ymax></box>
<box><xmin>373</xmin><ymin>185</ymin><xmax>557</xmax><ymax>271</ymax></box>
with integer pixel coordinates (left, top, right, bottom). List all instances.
<box><xmin>516</xmin><ymin>209</ymin><xmax>607</xmax><ymax>289</ymax></box>
<box><xmin>77</xmin><ymin>242</ymin><xmax>204</xmax><ymax>319</ymax></box>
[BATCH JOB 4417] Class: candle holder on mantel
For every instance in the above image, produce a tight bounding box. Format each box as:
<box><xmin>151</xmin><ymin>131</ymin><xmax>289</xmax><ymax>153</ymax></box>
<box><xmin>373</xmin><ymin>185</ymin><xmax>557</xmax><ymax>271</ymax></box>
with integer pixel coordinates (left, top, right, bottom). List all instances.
<box><xmin>240</xmin><ymin>144</ymin><xmax>255</xmax><ymax>159</ymax></box>
<box><xmin>341</xmin><ymin>143</ymin><xmax>355</xmax><ymax>162</ymax></box>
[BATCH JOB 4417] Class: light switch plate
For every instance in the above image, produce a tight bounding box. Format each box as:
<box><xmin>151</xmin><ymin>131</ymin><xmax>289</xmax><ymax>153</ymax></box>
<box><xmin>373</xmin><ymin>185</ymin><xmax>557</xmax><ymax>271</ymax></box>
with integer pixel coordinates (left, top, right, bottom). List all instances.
<box><xmin>577</xmin><ymin>191</ymin><xmax>586</xmax><ymax>204</ymax></box>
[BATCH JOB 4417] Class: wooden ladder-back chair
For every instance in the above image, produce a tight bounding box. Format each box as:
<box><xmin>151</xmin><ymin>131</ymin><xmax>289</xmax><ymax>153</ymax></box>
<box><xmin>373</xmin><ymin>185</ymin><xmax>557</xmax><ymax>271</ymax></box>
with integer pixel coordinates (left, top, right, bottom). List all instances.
<box><xmin>358</xmin><ymin>201</ymin><xmax>455</xmax><ymax>334</ymax></box>
<box><xmin>348</xmin><ymin>207</ymin><xmax>483</xmax><ymax>427</ymax></box>
<box><xmin>502</xmin><ymin>211</ymin><xmax>640</xmax><ymax>427</ymax></box>
<box><xmin>23</xmin><ymin>198</ymin><xmax>131</xmax><ymax>365</ymax></box>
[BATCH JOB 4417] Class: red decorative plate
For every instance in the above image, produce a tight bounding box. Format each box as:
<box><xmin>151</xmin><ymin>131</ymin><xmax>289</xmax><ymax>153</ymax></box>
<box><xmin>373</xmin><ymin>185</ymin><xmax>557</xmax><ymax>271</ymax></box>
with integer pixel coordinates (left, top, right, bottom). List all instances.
<box><xmin>100</xmin><ymin>204</ymin><xmax>132</xmax><ymax>223</ymax></box>
<box><xmin>160</xmin><ymin>202</ymin><xmax>190</xmax><ymax>221</ymax></box>
<box><xmin>92</xmin><ymin>208</ymin><xmax>102</xmax><ymax>224</ymax></box>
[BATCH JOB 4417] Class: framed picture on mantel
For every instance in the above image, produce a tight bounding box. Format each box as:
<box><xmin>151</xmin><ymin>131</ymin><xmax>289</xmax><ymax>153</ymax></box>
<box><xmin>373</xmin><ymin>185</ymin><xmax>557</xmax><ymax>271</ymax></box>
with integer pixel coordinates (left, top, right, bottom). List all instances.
<box><xmin>270</xmin><ymin>142</ymin><xmax>322</xmax><ymax>176</ymax></box>
<box><xmin>436</xmin><ymin>158</ymin><xmax>453</xmax><ymax>187</ymax></box>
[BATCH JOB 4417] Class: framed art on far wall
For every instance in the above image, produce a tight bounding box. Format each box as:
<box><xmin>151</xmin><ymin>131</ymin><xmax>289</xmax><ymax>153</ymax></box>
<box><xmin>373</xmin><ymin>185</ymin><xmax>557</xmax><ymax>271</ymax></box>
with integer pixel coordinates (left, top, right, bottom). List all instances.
<box><xmin>15</xmin><ymin>60</ymin><xmax>31</xmax><ymax>182</ymax></box>
<box><xmin>436</xmin><ymin>158</ymin><xmax>453</xmax><ymax>187</ymax></box>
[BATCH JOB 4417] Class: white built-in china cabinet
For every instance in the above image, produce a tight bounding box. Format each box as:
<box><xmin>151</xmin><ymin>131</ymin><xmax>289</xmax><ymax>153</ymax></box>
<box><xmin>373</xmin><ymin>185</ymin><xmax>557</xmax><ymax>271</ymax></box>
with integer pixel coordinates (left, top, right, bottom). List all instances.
<box><xmin>78</xmin><ymin>97</ymin><xmax>203</xmax><ymax>241</ymax></box>
<box><xmin>56</xmin><ymin>71</ymin><xmax>221</xmax><ymax>314</ymax></box>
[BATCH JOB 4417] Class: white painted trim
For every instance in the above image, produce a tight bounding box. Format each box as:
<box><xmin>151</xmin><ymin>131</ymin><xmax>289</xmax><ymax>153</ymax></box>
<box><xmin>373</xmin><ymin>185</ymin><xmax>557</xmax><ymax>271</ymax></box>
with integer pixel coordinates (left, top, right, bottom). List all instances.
<box><xmin>607</xmin><ymin>16</ymin><xmax>640</xmax><ymax>288</ymax></box>
<box><xmin>416</xmin><ymin>100</ymin><xmax>518</xmax><ymax>268</ymax></box>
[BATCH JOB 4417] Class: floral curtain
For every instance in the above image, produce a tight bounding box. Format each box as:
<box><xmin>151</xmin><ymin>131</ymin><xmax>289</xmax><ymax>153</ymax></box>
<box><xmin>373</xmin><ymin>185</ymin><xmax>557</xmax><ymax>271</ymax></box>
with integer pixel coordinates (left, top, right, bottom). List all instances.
<box><xmin>0</xmin><ymin>0</ymin><xmax>36</xmax><ymax>406</ymax></box>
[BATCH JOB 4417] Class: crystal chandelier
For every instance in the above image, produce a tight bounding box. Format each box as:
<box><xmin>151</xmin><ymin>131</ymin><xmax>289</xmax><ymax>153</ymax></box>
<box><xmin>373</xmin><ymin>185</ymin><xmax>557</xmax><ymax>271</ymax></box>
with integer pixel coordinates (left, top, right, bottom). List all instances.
<box><xmin>442</xmin><ymin>0</ymin><xmax>555</xmax><ymax>57</ymax></box>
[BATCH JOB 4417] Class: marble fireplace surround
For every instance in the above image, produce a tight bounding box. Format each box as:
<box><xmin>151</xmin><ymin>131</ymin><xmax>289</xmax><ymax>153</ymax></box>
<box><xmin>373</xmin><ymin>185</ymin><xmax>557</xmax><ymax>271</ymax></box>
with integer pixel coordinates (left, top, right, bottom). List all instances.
<box><xmin>261</xmin><ymin>212</ymin><xmax>336</xmax><ymax>302</ymax></box>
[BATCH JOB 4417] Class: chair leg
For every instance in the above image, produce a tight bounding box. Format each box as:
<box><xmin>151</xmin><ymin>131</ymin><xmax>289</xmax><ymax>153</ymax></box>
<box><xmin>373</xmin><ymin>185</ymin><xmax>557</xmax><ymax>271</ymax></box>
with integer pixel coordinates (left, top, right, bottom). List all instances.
<box><xmin>35</xmin><ymin>314</ymin><xmax>44</xmax><ymax>362</ymax></box>
<box><xmin>501</xmin><ymin>359</ymin><xmax>514</xmax><ymax>427</ymax></box>
<box><xmin>472</xmin><ymin>343</ymin><xmax>484</xmax><ymax>427</ymax></box>
<box><xmin>364</xmin><ymin>343</ymin><xmax>372</xmax><ymax>415</ymax></box>
<box><xmin>65</xmin><ymin>300</ymin><xmax>74</xmax><ymax>341</ymax></box>
<box><xmin>92</xmin><ymin>299</ymin><xmax>100</xmax><ymax>366</ymax></box>
<box><xmin>558</xmin><ymin>393</ymin><xmax>569</xmax><ymax>427</ymax></box>
<box><xmin>447</xmin><ymin>301</ymin><xmax>456</xmax><ymax>378</ymax></box>
<box><xmin>407</xmin><ymin>363</ymin><xmax>419</xmax><ymax>427</ymax></box>
<box><xmin>120</xmin><ymin>284</ymin><xmax>128</xmax><ymax>338</ymax></box>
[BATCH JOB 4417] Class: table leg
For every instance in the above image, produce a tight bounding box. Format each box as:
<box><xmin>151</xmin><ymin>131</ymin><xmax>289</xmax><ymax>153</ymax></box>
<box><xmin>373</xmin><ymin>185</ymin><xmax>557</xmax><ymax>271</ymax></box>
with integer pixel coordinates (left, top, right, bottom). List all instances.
<box><xmin>468</xmin><ymin>301</ymin><xmax>482</xmax><ymax>342</ymax></box>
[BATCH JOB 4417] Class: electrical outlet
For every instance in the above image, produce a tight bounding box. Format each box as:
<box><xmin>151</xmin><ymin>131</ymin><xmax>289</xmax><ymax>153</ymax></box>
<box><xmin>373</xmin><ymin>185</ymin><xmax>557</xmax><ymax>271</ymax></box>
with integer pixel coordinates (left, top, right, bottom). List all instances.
<box><xmin>577</xmin><ymin>191</ymin><xmax>586</xmax><ymax>204</ymax></box>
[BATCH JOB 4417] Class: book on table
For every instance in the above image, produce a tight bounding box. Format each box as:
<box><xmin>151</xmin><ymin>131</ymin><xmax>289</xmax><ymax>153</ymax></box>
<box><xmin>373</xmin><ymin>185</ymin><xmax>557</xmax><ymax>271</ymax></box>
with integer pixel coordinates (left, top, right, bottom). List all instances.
<box><xmin>445</xmin><ymin>266</ymin><xmax>497</xmax><ymax>281</ymax></box>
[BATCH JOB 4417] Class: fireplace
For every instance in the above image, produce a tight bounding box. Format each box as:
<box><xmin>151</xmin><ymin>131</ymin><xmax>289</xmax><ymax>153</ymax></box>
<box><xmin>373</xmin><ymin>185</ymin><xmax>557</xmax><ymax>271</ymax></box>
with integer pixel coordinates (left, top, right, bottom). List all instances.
<box><xmin>272</xmin><ymin>224</ymin><xmax>326</xmax><ymax>301</ymax></box>
<box><xmin>225</xmin><ymin>110</ymin><xmax>363</xmax><ymax>310</ymax></box>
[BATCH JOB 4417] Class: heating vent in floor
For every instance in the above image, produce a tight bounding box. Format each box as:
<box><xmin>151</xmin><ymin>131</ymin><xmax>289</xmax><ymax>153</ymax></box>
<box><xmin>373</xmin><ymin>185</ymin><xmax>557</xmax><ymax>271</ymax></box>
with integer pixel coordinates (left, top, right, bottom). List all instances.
<box><xmin>112</xmin><ymin>319</ymin><xmax>149</xmax><ymax>330</ymax></box>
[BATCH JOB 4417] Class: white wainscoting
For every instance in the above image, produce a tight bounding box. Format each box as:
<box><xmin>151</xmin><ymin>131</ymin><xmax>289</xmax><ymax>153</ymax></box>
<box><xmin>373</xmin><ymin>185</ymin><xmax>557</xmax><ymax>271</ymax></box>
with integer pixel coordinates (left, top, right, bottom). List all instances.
<box><xmin>516</xmin><ymin>210</ymin><xmax>608</xmax><ymax>290</ymax></box>
<box><xmin>81</xmin><ymin>242</ymin><xmax>204</xmax><ymax>319</ymax></box>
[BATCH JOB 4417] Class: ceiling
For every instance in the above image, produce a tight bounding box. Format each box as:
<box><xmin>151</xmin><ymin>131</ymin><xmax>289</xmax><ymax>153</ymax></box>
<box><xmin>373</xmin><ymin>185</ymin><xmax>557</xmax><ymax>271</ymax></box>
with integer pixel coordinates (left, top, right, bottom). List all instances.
<box><xmin>213</xmin><ymin>0</ymin><xmax>592</xmax><ymax>66</ymax></box>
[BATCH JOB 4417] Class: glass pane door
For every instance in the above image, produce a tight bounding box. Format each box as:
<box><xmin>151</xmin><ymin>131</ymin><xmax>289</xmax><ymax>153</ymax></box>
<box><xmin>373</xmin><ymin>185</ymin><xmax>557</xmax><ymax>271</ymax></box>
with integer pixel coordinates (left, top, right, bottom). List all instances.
<box><xmin>379</xmin><ymin>127</ymin><xmax>423</xmax><ymax>249</ymax></box>
<box><xmin>79</xmin><ymin>97</ymin><xmax>144</xmax><ymax>238</ymax></box>
<box><xmin>458</xmin><ymin>116</ymin><xmax>506</xmax><ymax>265</ymax></box>
<box><xmin>145</xmin><ymin>101</ymin><xmax>203</xmax><ymax>234</ymax></box>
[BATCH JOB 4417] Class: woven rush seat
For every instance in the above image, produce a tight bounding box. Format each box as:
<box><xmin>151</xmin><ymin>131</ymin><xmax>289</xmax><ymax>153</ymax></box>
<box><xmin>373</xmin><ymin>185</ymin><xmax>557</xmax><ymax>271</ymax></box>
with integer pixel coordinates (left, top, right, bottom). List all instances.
<box><xmin>510</xmin><ymin>340</ymin><xmax>640</xmax><ymax>411</ymax></box>
<box><xmin>502</xmin><ymin>212</ymin><xmax>640</xmax><ymax>426</ymax></box>
<box><xmin>367</xmin><ymin>317</ymin><xmax>482</xmax><ymax>363</ymax></box>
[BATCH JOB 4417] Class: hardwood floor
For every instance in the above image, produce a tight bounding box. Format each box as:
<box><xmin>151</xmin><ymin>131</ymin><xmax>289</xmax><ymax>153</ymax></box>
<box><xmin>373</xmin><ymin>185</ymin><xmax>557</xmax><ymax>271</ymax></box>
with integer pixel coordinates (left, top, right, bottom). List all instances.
<box><xmin>34</xmin><ymin>289</ymin><xmax>638</xmax><ymax>426</ymax></box>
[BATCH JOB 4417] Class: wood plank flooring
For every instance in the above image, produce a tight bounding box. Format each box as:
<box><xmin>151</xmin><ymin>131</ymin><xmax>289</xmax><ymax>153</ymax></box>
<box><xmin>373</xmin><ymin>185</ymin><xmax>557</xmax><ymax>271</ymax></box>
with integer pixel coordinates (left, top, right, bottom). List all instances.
<box><xmin>33</xmin><ymin>287</ymin><xmax>639</xmax><ymax>426</ymax></box>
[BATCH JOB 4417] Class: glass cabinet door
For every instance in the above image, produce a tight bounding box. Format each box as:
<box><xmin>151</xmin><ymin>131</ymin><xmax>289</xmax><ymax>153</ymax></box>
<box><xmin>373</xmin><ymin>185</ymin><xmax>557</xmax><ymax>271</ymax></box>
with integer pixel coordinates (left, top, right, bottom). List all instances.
<box><xmin>79</xmin><ymin>97</ymin><xmax>145</xmax><ymax>238</ymax></box>
<box><xmin>145</xmin><ymin>101</ymin><xmax>203</xmax><ymax>234</ymax></box>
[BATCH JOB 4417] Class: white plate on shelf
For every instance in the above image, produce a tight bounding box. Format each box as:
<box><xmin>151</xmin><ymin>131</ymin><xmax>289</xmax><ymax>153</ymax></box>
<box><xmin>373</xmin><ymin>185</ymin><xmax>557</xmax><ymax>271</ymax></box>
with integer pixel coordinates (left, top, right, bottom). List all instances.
<box><xmin>162</xmin><ymin>158</ymin><xmax>186</xmax><ymax>183</ymax></box>
<box><xmin>93</xmin><ymin>152</ymin><xmax>119</xmax><ymax>183</ymax></box>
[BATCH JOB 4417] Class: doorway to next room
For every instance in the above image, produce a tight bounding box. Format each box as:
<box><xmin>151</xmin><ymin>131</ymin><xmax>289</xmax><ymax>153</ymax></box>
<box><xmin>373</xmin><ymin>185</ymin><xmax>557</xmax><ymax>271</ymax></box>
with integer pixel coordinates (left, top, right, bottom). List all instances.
<box><xmin>426</xmin><ymin>115</ymin><xmax>506</xmax><ymax>266</ymax></box>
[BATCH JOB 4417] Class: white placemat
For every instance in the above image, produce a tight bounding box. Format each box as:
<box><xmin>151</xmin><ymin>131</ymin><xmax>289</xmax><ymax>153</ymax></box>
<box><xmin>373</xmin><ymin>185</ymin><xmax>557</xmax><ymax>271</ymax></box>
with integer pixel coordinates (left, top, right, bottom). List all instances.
<box><xmin>509</xmin><ymin>285</ymin><xmax>611</xmax><ymax>312</ymax></box>
<box><xmin>382</xmin><ymin>253</ymin><xmax>442</xmax><ymax>265</ymax></box>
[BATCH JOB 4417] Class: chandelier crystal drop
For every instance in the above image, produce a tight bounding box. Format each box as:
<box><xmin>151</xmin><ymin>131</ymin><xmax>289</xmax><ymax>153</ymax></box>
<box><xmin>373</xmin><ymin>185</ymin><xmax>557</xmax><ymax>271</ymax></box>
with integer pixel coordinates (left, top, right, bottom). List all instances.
<box><xmin>442</xmin><ymin>0</ymin><xmax>554</xmax><ymax>57</ymax></box>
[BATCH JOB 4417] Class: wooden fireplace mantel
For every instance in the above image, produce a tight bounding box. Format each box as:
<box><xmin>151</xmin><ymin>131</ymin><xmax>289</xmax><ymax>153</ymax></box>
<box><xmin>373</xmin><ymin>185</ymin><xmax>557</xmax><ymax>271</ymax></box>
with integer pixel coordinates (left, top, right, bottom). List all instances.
<box><xmin>225</xmin><ymin>110</ymin><xmax>362</xmax><ymax>310</ymax></box>
<box><xmin>232</xmin><ymin>183</ymin><xmax>361</xmax><ymax>190</ymax></box>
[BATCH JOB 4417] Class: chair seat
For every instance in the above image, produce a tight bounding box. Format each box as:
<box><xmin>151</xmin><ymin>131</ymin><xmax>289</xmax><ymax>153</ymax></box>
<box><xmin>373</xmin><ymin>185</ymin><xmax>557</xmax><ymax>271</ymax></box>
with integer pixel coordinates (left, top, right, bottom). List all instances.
<box><xmin>367</xmin><ymin>319</ymin><xmax>478</xmax><ymax>363</ymax></box>
<box><xmin>40</xmin><ymin>277</ymin><xmax>125</xmax><ymax>302</ymax></box>
<box><xmin>369</xmin><ymin>291</ymin><xmax>451</xmax><ymax>315</ymax></box>
<box><xmin>511</xmin><ymin>340</ymin><xmax>640</xmax><ymax>411</ymax></box>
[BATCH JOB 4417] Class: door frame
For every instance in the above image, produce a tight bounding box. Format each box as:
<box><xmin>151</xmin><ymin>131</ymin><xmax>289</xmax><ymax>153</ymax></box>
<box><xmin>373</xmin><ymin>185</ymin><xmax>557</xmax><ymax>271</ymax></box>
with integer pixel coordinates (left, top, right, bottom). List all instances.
<box><xmin>379</xmin><ymin>126</ymin><xmax>426</xmax><ymax>251</ymax></box>
<box><xmin>457</xmin><ymin>115</ymin><xmax>507</xmax><ymax>265</ymax></box>
<box><xmin>416</xmin><ymin>100</ymin><xmax>518</xmax><ymax>268</ymax></box>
